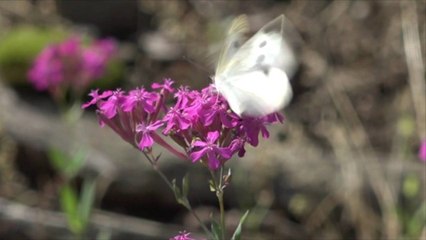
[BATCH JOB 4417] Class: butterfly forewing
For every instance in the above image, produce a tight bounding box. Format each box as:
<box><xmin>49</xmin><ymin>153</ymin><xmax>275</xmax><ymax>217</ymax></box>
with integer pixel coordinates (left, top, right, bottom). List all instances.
<box><xmin>215</xmin><ymin>15</ymin><xmax>249</xmax><ymax>75</ymax></box>
<box><xmin>217</xmin><ymin>15</ymin><xmax>286</xmax><ymax>78</ymax></box>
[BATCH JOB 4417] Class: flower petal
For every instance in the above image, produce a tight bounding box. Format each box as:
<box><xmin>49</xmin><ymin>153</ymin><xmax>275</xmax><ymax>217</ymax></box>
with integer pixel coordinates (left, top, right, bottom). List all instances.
<box><xmin>189</xmin><ymin>148</ymin><xmax>208</xmax><ymax>162</ymax></box>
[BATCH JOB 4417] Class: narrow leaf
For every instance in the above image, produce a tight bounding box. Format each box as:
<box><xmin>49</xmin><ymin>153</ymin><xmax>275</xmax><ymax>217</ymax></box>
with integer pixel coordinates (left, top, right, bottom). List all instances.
<box><xmin>209</xmin><ymin>180</ymin><xmax>216</xmax><ymax>192</ymax></box>
<box><xmin>231</xmin><ymin>210</ymin><xmax>250</xmax><ymax>240</ymax></box>
<box><xmin>182</xmin><ymin>174</ymin><xmax>190</xmax><ymax>197</ymax></box>
<box><xmin>64</xmin><ymin>149</ymin><xmax>86</xmax><ymax>178</ymax></box>
<box><xmin>172</xmin><ymin>179</ymin><xmax>182</xmax><ymax>201</ymax></box>
<box><xmin>48</xmin><ymin>148</ymin><xmax>67</xmax><ymax>172</ymax></box>
<box><xmin>60</xmin><ymin>184</ymin><xmax>83</xmax><ymax>234</ymax></box>
<box><xmin>78</xmin><ymin>178</ymin><xmax>96</xmax><ymax>228</ymax></box>
<box><xmin>211</xmin><ymin>219</ymin><xmax>221</xmax><ymax>240</ymax></box>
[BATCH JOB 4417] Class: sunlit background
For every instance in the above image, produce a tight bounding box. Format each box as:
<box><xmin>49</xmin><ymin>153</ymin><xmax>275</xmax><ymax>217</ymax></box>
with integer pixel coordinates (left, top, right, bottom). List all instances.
<box><xmin>0</xmin><ymin>1</ymin><xmax>425</xmax><ymax>240</ymax></box>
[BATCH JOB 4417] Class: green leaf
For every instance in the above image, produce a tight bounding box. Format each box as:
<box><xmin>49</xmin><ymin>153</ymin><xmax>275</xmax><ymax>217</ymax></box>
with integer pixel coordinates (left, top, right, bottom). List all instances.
<box><xmin>231</xmin><ymin>210</ymin><xmax>250</xmax><ymax>240</ymax></box>
<box><xmin>171</xmin><ymin>178</ymin><xmax>191</xmax><ymax>208</ymax></box>
<box><xmin>210</xmin><ymin>219</ymin><xmax>221</xmax><ymax>240</ymax></box>
<box><xmin>60</xmin><ymin>184</ymin><xmax>83</xmax><ymax>234</ymax></box>
<box><xmin>172</xmin><ymin>179</ymin><xmax>181</xmax><ymax>198</ymax></box>
<box><xmin>172</xmin><ymin>179</ymin><xmax>183</xmax><ymax>202</ymax></box>
<box><xmin>407</xmin><ymin>202</ymin><xmax>426</xmax><ymax>237</ymax></box>
<box><xmin>48</xmin><ymin>148</ymin><xmax>67</xmax><ymax>172</ymax></box>
<box><xmin>397</xmin><ymin>115</ymin><xmax>415</xmax><ymax>138</ymax></box>
<box><xmin>0</xmin><ymin>26</ymin><xmax>67</xmax><ymax>85</ymax></box>
<box><xmin>48</xmin><ymin>148</ymin><xmax>86</xmax><ymax>179</ymax></box>
<box><xmin>182</xmin><ymin>174</ymin><xmax>190</xmax><ymax>198</ymax></box>
<box><xmin>64</xmin><ymin>149</ymin><xmax>86</xmax><ymax>178</ymax></box>
<box><xmin>78</xmin><ymin>178</ymin><xmax>96</xmax><ymax>228</ymax></box>
<box><xmin>209</xmin><ymin>180</ymin><xmax>216</xmax><ymax>192</ymax></box>
<box><xmin>402</xmin><ymin>174</ymin><xmax>420</xmax><ymax>198</ymax></box>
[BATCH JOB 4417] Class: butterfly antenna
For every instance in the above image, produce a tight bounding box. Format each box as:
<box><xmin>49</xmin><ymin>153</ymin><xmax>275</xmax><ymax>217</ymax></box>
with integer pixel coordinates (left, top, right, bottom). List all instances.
<box><xmin>182</xmin><ymin>56</ymin><xmax>210</xmax><ymax>74</ymax></box>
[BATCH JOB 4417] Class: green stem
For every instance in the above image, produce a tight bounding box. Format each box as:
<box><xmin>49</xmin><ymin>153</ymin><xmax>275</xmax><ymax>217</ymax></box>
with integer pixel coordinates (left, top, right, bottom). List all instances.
<box><xmin>218</xmin><ymin>190</ymin><xmax>226</xmax><ymax>240</ymax></box>
<box><xmin>219</xmin><ymin>166</ymin><xmax>226</xmax><ymax>240</ymax></box>
<box><xmin>145</xmin><ymin>153</ymin><xmax>213</xmax><ymax>238</ymax></box>
<box><xmin>210</xmin><ymin>167</ymin><xmax>226</xmax><ymax>240</ymax></box>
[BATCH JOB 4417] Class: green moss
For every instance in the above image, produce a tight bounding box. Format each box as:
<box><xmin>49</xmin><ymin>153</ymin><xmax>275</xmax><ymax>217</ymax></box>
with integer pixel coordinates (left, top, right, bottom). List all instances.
<box><xmin>0</xmin><ymin>26</ymin><xmax>68</xmax><ymax>85</ymax></box>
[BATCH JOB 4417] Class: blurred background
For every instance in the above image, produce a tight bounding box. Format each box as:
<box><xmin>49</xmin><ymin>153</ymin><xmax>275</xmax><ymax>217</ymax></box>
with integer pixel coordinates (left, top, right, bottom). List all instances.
<box><xmin>0</xmin><ymin>0</ymin><xmax>425</xmax><ymax>239</ymax></box>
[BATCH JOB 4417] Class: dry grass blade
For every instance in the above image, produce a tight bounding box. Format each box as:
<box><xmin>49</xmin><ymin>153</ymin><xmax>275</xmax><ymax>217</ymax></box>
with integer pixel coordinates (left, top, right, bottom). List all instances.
<box><xmin>400</xmin><ymin>1</ymin><xmax>426</xmax><ymax>141</ymax></box>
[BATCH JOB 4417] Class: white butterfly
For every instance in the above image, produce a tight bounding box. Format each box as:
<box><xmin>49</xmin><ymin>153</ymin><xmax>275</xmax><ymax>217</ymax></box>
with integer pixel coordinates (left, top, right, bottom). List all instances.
<box><xmin>214</xmin><ymin>15</ymin><xmax>295</xmax><ymax>117</ymax></box>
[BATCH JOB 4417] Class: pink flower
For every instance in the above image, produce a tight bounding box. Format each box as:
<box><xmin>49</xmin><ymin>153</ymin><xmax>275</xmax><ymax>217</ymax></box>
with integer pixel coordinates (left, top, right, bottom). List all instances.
<box><xmin>81</xmin><ymin>89</ymin><xmax>113</xmax><ymax>109</ymax></box>
<box><xmin>83</xmin><ymin>79</ymin><xmax>284</xmax><ymax>170</ymax></box>
<box><xmin>152</xmin><ymin>78</ymin><xmax>175</xmax><ymax>94</ymax></box>
<box><xmin>419</xmin><ymin>139</ymin><xmax>426</xmax><ymax>162</ymax></box>
<box><xmin>190</xmin><ymin>131</ymin><xmax>232</xmax><ymax>170</ymax></box>
<box><xmin>82</xmin><ymin>38</ymin><xmax>117</xmax><ymax>80</ymax></box>
<box><xmin>28</xmin><ymin>36</ymin><xmax>117</xmax><ymax>97</ymax></box>
<box><xmin>98</xmin><ymin>89</ymin><xmax>124</xmax><ymax>119</ymax></box>
<box><xmin>122</xmin><ymin>88</ymin><xmax>158</xmax><ymax>113</ymax></box>
<box><xmin>57</xmin><ymin>37</ymin><xmax>80</xmax><ymax>56</ymax></box>
<box><xmin>136</xmin><ymin>121</ymin><xmax>164</xmax><ymax>150</ymax></box>
<box><xmin>28</xmin><ymin>46</ymin><xmax>63</xmax><ymax>90</ymax></box>
<box><xmin>162</xmin><ymin>107</ymin><xmax>192</xmax><ymax>135</ymax></box>
<box><xmin>170</xmin><ymin>231</ymin><xmax>195</xmax><ymax>240</ymax></box>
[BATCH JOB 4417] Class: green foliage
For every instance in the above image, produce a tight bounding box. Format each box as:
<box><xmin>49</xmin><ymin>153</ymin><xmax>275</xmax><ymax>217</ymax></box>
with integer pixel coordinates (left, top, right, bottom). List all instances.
<box><xmin>60</xmin><ymin>179</ymin><xmax>97</xmax><ymax>236</ymax></box>
<box><xmin>406</xmin><ymin>202</ymin><xmax>426</xmax><ymax>238</ymax></box>
<box><xmin>79</xmin><ymin>178</ymin><xmax>97</xmax><ymax>228</ymax></box>
<box><xmin>231</xmin><ymin>210</ymin><xmax>250</xmax><ymax>240</ymax></box>
<box><xmin>182</xmin><ymin>174</ymin><xmax>190</xmax><ymax>197</ymax></box>
<box><xmin>60</xmin><ymin>184</ymin><xmax>84</xmax><ymax>234</ymax></box>
<box><xmin>0</xmin><ymin>26</ymin><xmax>67</xmax><ymax>85</ymax></box>
<box><xmin>210</xmin><ymin>219</ymin><xmax>221</xmax><ymax>240</ymax></box>
<box><xmin>49</xmin><ymin>148</ymin><xmax>95</xmax><ymax>235</ymax></box>
<box><xmin>209</xmin><ymin>179</ymin><xmax>216</xmax><ymax>192</ymax></box>
<box><xmin>397</xmin><ymin>115</ymin><xmax>415</xmax><ymax>138</ymax></box>
<box><xmin>172</xmin><ymin>176</ymin><xmax>190</xmax><ymax>208</ymax></box>
<box><xmin>398</xmin><ymin>174</ymin><xmax>424</xmax><ymax>239</ymax></box>
<box><xmin>289</xmin><ymin>193</ymin><xmax>309</xmax><ymax>217</ymax></box>
<box><xmin>402</xmin><ymin>174</ymin><xmax>420</xmax><ymax>199</ymax></box>
<box><xmin>48</xmin><ymin>148</ymin><xmax>86</xmax><ymax>179</ymax></box>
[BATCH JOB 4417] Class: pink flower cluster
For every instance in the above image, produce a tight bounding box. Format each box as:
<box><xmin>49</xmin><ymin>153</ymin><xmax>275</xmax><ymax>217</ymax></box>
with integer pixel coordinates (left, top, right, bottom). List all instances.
<box><xmin>419</xmin><ymin>139</ymin><xmax>426</xmax><ymax>162</ymax></box>
<box><xmin>83</xmin><ymin>79</ymin><xmax>283</xmax><ymax>170</ymax></box>
<box><xmin>28</xmin><ymin>36</ymin><xmax>116</xmax><ymax>94</ymax></box>
<box><xmin>170</xmin><ymin>231</ymin><xmax>195</xmax><ymax>240</ymax></box>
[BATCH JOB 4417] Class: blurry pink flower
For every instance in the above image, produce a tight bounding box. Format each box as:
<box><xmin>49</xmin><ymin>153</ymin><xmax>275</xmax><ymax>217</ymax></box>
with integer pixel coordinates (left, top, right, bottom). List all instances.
<box><xmin>28</xmin><ymin>46</ymin><xmax>63</xmax><ymax>90</ymax></box>
<box><xmin>82</xmin><ymin>38</ymin><xmax>117</xmax><ymax>79</ymax></box>
<box><xmin>170</xmin><ymin>231</ymin><xmax>195</xmax><ymax>240</ymax></box>
<box><xmin>419</xmin><ymin>139</ymin><xmax>426</xmax><ymax>162</ymax></box>
<box><xmin>152</xmin><ymin>78</ymin><xmax>175</xmax><ymax>94</ymax></box>
<box><xmin>28</xmin><ymin>36</ymin><xmax>117</xmax><ymax>96</ymax></box>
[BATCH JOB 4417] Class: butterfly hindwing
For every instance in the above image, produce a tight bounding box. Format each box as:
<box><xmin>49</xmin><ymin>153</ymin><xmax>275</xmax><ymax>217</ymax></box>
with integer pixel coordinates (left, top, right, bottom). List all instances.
<box><xmin>214</xmin><ymin>15</ymin><xmax>294</xmax><ymax>116</ymax></box>
<box><xmin>216</xmin><ymin>67</ymin><xmax>292</xmax><ymax>116</ymax></box>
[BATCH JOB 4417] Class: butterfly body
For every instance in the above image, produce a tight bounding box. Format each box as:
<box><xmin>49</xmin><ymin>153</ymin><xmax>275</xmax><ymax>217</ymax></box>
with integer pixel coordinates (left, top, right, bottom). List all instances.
<box><xmin>214</xmin><ymin>15</ymin><xmax>294</xmax><ymax>117</ymax></box>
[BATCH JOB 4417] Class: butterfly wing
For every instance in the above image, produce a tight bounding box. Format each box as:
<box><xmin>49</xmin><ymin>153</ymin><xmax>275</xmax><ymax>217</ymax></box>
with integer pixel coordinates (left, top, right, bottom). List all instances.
<box><xmin>215</xmin><ymin>67</ymin><xmax>292</xmax><ymax>116</ymax></box>
<box><xmin>217</xmin><ymin>15</ymin><xmax>288</xmax><ymax>77</ymax></box>
<box><xmin>215</xmin><ymin>15</ymin><xmax>294</xmax><ymax>116</ymax></box>
<box><xmin>215</xmin><ymin>15</ymin><xmax>249</xmax><ymax>75</ymax></box>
